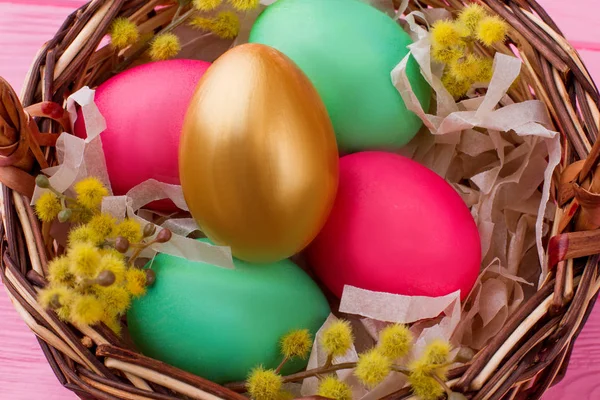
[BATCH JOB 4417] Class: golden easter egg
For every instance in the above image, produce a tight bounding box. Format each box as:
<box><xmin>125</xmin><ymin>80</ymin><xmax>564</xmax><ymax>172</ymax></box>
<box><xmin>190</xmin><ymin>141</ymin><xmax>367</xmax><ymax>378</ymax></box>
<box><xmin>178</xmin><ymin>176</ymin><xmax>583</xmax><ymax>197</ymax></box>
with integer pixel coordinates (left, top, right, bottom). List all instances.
<box><xmin>180</xmin><ymin>44</ymin><xmax>339</xmax><ymax>263</ymax></box>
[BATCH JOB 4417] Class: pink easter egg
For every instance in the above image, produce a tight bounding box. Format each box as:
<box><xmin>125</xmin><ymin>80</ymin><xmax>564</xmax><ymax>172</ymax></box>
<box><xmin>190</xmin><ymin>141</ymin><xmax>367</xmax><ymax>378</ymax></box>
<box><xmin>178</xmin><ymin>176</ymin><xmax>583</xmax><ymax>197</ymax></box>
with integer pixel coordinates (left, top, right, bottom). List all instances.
<box><xmin>306</xmin><ymin>151</ymin><xmax>481</xmax><ymax>300</ymax></box>
<box><xmin>75</xmin><ymin>59</ymin><xmax>211</xmax><ymax>211</ymax></box>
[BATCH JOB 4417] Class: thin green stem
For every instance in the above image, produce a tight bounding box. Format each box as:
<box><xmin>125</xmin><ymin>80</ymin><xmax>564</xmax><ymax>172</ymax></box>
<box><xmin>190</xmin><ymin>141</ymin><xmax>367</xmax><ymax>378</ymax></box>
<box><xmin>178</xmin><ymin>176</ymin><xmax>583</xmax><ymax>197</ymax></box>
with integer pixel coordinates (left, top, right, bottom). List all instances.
<box><xmin>128</xmin><ymin>244</ymin><xmax>148</xmax><ymax>266</ymax></box>
<box><xmin>154</xmin><ymin>212</ymin><xmax>179</xmax><ymax>226</ymax></box>
<box><xmin>128</xmin><ymin>238</ymin><xmax>162</xmax><ymax>266</ymax></box>
<box><xmin>104</xmin><ymin>237</ymin><xmax>143</xmax><ymax>248</ymax></box>
<box><xmin>65</xmin><ymin>207</ymin><xmax>89</xmax><ymax>213</ymax></box>
<box><xmin>225</xmin><ymin>362</ymin><xmax>358</xmax><ymax>393</ymax></box>
<box><xmin>275</xmin><ymin>356</ymin><xmax>289</xmax><ymax>374</ymax></box>
<box><xmin>173</xmin><ymin>4</ymin><xmax>184</xmax><ymax>20</ymax></box>
<box><xmin>48</xmin><ymin>185</ymin><xmax>65</xmax><ymax>198</ymax></box>
<box><xmin>48</xmin><ymin>185</ymin><xmax>79</xmax><ymax>208</ymax></box>
<box><xmin>165</xmin><ymin>8</ymin><xmax>196</xmax><ymax>32</ymax></box>
<box><xmin>431</xmin><ymin>374</ymin><xmax>452</xmax><ymax>397</ymax></box>
<box><xmin>285</xmin><ymin>362</ymin><xmax>357</xmax><ymax>383</ymax></box>
<box><xmin>111</xmin><ymin>8</ymin><xmax>196</xmax><ymax>74</ymax></box>
<box><xmin>64</xmin><ymin>197</ymin><xmax>80</xmax><ymax>206</ymax></box>
<box><xmin>226</xmin><ymin>360</ymin><xmax>418</xmax><ymax>394</ymax></box>
<box><xmin>390</xmin><ymin>366</ymin><xmax>411</xmax><ymax>376</ymax></box>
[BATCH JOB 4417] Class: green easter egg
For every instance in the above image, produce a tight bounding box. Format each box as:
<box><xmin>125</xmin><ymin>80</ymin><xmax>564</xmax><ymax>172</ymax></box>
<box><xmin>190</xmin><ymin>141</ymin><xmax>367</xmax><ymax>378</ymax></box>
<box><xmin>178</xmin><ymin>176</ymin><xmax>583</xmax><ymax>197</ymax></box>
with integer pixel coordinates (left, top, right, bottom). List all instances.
<box><xmin>249</xmin><ymin>0</ymin><xmax>431</xmax><ymax>152</ymax></box>
<box><xmin>127</xmin><ymin>240</ymin><xmax>330</xmax><ymax>384</ymax></box>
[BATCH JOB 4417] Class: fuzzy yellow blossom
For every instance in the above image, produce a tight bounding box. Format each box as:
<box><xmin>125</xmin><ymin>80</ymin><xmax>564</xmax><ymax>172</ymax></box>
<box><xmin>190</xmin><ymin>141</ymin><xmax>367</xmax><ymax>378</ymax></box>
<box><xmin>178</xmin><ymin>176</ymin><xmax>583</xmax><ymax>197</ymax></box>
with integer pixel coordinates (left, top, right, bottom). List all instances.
<box><xmin>190</xmin><ymin>11</ymin><xmax>240</xmax><ymax>39</ymax></box>
<box><xmin>280</xmin><ymin>329</ymin><xmax>312</xmax><ymax>359</ymax></box>
<box><xmin>70</xmin><ymin>294</ymin><xmax>104</xmax><ymax>325</ymax></box>
<box><xmin>114</xmin><ymin>218</ymin><xmax>143</xmax><ymax>243</ymax></box>
<box><xmin>75</xmin><ymin>177</ymin><xmax>109</xmax><ymax>210</ymax></box>
<box><xmin>476</xmin><ymin>15</ymin><xmax>508</xmax><ymax>47</ymax></box>
<box><xmin>35</xmin><ymin>192</ymin><xmax>62</xmax><ymax>222</ymax></box>
<box><xmin>458</xmin><ymin>4</ymin><xmax>488</xmax><ymax>35</ymax></box>
<box><xmin>475</xmin><ymin>57</ymin><xmax>494</xmax><ymax>83</ymax></box>
<box><xmin>431</xmin><ymin>44</ymin><xmax>463</xmax><ymax>64</ymax></box>
<box><xmin>408</xmin><ymin>370</ymin><xmax>445</xmax><ymax>400</ymax></box>
<box><xmin>317</xmin><ymin>376</ymin><xmax>352</xmax><ymax>400</ymax></box>
<box><xmin>321</xmin><ymin>320</ymin><xmax>354</xmax><ymax>358</ymax></box>
<box><xmin>101</xmin><ymin>248</ymin><xmax>126</xmax><ymax>260</ymax></box>
<box><xmin>377</xmin><ymin>324</ymin><xmax>413</xmax><ymax>360</ymax></box>
<box><xmin>109</xmin><ymin>17</ymin><xmax>139</xmax><ymax>49</ymax></box>
<box><xmin>355</xmin><ymin>349</ymin><xmax>392</xmax><ymax>388</ymax></box>
<box><xmin>193</xmin><ymin>0</ymin><xmax>222</xmax><ymax>11</ymax></box>
<box><xmin>149</xmin><ymin>33</ymin><xmax>181</xmax><ymax>61</ymax></box>
<box><xmin>408</xmin><ymin>340</ymin><xmax>452</xmax><ymax>384</ymax></box>
<box><xmin>55</xmin><ymin>301</ymin><xmax>73</xmax><ymax>320</ymax></box>
<box><xmin>409</xmin><ymin>358</ymin><xmax>434</xmax><ymax>377</ymax></box>
<box><xmin>191</xmin><ymin>11</ymin><xmax>240</xmax><ymax>39</ymax></box>
<box><xmin>48</xmin><ymin>256</ymin><xmax>74</xmax><ymax>286</ymax></box>
<box><xmin>422</xmin><ymin>340</ymin><xmax>451</xmax><ymax>366</ymax></box>
<box><xmin>126</xmin><ymin>268</ymin><xmax>147</xmax><ymax>297</ymax></box>
<box><xmin>442</xmin><ymin>72</ymin><xmax>472</xmax><ymax>99</ymax></box>
<box><xmin>449</xmin><ymin>53</ymin><xmax>486</xmax><ymax>82</ymax></box>
<box><xmin>99</xmin><ymin>253</ymin><xmax>127</xmax><ymax>283</ymax></box>
<box><xmin>95</xmin><ymin>285</ymin><xmax>131</xmax><ymax>317</ymax></box>
<box><xmin>68</xmin><ymin>242</ymin><xmax>101</xmax><ymax>278</ymax></box>
<box><xmin>212</xmin><ymin>11</ymin><xmax>240</xmax><ymax>39</ymax></box>
<box><xmin>88</xmin><ymin>213</ymin><xmax>117</xmax><ymax>239</ymax></box>
<box><xmin>246</xmin><ymin>367</ymin><xmax>282</xmax><ymax>400</ymax></box>
<box><xmin>68</xmin><ymin>225</ymin><xmax>104</xmax><ymax>246</ymax></box>
<box><xmin>228</xmin><ymin>0</ymin><xmax>260</xmax><ymax>11</ymax></box>
<box><xmin>431</xmin><ymin>20</ymin><xmax>463</xmax><ymax>48</ymax></box>
<box><xmin>39</xmin><ymin>286</ymin><xmax>73</xmax><ymax>313</ymax></box>
<box><xmin>71</xmin><ymin>208</ymin><xmax>95</xmax><ymax>224</ymax></box>
<box><xmin>189</xmin><ymin>16</ymin><xmax>213</xmax><ymax>32</ymax></box>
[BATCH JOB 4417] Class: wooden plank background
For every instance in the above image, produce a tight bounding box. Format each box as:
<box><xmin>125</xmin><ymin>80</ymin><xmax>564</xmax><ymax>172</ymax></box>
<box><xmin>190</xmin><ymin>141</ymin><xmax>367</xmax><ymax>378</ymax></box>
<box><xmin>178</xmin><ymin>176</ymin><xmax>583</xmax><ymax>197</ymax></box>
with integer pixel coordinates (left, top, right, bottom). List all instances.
<box><xmin>0</xmin><ymin>0</ymin><xmax>598</xmax><ymax>398</ymax></box>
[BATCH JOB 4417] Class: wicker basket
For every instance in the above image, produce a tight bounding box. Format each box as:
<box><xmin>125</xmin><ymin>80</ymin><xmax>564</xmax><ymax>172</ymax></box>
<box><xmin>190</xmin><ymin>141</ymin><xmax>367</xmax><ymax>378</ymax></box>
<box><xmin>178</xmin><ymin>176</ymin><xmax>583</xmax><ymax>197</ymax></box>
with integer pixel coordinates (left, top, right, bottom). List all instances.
<box><xmin>1</xmin><ymin>0</ymin><xmax>600</xmax><ymax>399</ymax></box>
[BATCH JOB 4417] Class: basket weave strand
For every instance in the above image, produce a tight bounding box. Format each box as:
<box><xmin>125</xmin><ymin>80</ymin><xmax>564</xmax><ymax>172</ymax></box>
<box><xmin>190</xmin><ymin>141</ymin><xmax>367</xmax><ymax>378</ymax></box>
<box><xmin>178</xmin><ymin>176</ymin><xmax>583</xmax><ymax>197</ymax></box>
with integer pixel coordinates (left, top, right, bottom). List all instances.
<box><xmin>1</xmin><ymin>1</ymin><xmax>600</xmax><ymax>399</ymax></box>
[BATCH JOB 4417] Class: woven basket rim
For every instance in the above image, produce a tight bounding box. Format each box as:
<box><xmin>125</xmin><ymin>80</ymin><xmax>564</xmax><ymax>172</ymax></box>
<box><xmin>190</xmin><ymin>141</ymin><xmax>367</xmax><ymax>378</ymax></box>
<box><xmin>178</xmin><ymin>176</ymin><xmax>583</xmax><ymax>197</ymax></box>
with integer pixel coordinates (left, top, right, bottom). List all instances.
<box><xmin>2</xmin><ymin>1</ymin><xmax>600</xmax><ymax>399</ymax></box>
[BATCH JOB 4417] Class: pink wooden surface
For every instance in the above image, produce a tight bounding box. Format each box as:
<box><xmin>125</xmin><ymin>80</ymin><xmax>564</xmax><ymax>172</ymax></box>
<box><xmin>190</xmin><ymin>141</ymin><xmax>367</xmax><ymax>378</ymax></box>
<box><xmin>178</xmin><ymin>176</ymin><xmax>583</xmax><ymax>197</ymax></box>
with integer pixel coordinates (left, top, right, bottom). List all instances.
<box><xmin>0</xmin><ymin>1</ymin><xmax>599</xmax><ymax>399</ymax></box>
